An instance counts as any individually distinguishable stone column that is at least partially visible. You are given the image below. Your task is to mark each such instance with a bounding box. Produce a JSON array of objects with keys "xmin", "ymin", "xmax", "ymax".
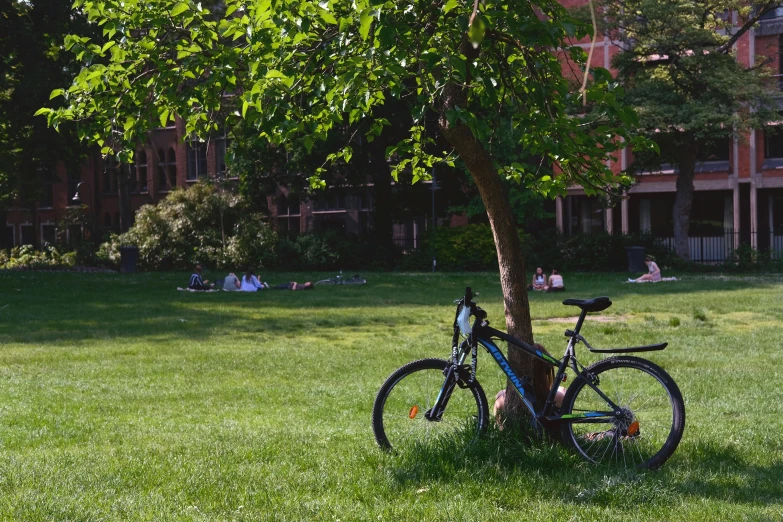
[{"xmin": 555, "ymin": 196, "xmax": 564, "ymax": 233}]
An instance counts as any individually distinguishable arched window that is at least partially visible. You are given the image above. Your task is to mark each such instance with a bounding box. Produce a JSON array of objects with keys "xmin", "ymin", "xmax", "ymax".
[
  {"xmin": 186, "ymin": 135, "xmax": 207, "ymax": 180},
  {"xmin": 167, "ymin": 148, "xmax": 177, "ymax": 188},
  {"xmin": 157, "ymin": 149, "xmax": 167, "ymax": 190},
  {"xmin": 136, "ymin": 150, "xmax": 148, "ymax": 192},
  {"xmin": 104, "ymin": 157, "xmax": 119, "ymax": 194}
]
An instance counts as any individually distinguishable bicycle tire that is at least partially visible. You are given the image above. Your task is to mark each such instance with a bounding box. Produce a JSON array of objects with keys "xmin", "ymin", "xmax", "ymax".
[
  {"xmin": 560, "ymin": 356, "xmax": 685, "ymax": 470},
  {"xmin": 314, "ymin": 279, "xmax": 336, "ymax": 285},
  {"xmin": 372, "ymin": 358, "xmax": 489, "ymax": 452}
]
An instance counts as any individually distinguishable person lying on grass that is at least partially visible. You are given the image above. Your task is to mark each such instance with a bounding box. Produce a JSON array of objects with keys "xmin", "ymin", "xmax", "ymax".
[{"xmin": 271, "ymin": 281, "xmax": 314, "ymax": 290}]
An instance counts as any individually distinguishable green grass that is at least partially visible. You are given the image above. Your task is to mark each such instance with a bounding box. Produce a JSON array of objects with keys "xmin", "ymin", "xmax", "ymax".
[{"xmin": 0, "ymin": 270, "xmax": 782, "ymax": 521}]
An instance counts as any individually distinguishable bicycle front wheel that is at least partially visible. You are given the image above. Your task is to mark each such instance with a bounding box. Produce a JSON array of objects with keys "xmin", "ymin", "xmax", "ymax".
[
  {"xmin": 560, "ymin": 356, "xmax": 685, "ymax": 470},
  {"xmin": 372, "ymin": 358, "xmax": 489, "ymax": 453}
]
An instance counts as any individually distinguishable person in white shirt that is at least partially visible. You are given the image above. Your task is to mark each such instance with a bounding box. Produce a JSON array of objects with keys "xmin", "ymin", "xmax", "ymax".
[
  {"xmin": 629, "ymin": 256, "xmax": 662, "ymax": 283},
  {"xmin": 240, "ymin": 268, "xmax": 267, "ymax": 291},
  {"xmin": 531, "ymin": 267, "xmax": 547, "ymax": 291},
  {"xmin": 546, "ymin": 269, "xmax": 565, "ymax": 292}
]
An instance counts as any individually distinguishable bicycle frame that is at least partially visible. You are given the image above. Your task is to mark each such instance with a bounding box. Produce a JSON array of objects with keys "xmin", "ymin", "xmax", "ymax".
[{"xmin": 428, "ymin": 307, "xmax": 621, "ymax": 426}]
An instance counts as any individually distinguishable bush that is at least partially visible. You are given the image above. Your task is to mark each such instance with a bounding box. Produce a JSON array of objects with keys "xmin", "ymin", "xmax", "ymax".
[
  {"xmin": 99, "ymin": 182, "xmax": 277, "ymax": 271},
  {"xmin": 0, "ymin": 245, "xmax": 76, "ymax": 270}
]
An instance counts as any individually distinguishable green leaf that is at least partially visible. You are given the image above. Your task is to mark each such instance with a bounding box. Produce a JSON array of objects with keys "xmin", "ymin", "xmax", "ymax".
[
  {"xmin": 265, "ymin": 70, "xmax": 288, "ymax": 79},
  {"xmin": 159, "ymin": 109, "xmax": 170, "ymax": 128},
  {"xmin": 49, "ymin": 89, "xmax": 65, "ymax": 100},
  {"xmin": 443, "ymin": 0, "xmax": 459, "ymax": 14},
  {"xmin": 34, "ymin": 107, "xmax": 52, "ymax": 116},
  {"xmin": 318, "ymin": 8, "xmax": 337, "ymax": 25},
  {"xmin": 170, "ymin": 2, "xmax": 190, "ymax": 17},
  {"xmin": 359, "ymin": 8, "xmax": 373, "ymax": 40}
]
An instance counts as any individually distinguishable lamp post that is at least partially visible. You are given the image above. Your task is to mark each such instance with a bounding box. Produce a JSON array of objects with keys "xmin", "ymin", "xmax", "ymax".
[
  {"xmin": 431, "ymin": 167, "xmax": 440, "ymax": 272},
  {"xmin": 72, "ymin": 181, "xmax": 92, "ymax": 241},
  {"xmin": 72, "ymin": 181, "xmax": 92, "ymax": 208}
]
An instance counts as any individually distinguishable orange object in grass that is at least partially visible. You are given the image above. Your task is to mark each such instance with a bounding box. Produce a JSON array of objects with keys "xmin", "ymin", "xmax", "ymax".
[
  {"xmin": 408, "ymin": 405, "xmax": 419, "ymax": 419},
  {"xmin": 628, "ymin": 420, "xmax": 640, "ymax": 436}
]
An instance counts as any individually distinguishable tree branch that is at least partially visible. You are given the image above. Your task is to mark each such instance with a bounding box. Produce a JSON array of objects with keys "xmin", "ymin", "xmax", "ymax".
[{"xmin": 716, "ymin": 2, "xmax": 781, "ymax": 54}]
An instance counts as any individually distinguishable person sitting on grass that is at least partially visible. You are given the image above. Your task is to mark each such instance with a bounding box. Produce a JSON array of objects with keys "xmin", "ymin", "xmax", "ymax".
[
  {"xmin": 188, "ymin": 265, "xmax": 214, "ymax": 291},
  {"xmin": 222, "ymin": 272, "xmax": 241, "ymax": 291},
  {"xmin": 529, "ymin": 267, "xmax": 548, "ymax": 291},
  {"xmin": 240, "ymin": 268, "xmax": 267, "ymax": 292},
  {"xmin": 546, "ymin": 269, "xmax": 565, "ymax": 292},
  {"xmin": 628, "ymin": 256, "xmax": 661, "ymax": 283}
]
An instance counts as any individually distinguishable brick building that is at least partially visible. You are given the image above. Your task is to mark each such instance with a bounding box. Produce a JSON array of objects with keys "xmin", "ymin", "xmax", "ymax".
[
  {"xmin": 7, "ymin": 5, "xmax": 783, "ymax": 261},
  {"xmin": 556, "ymin": 3, "xmax": 783, "ymax": 261}
]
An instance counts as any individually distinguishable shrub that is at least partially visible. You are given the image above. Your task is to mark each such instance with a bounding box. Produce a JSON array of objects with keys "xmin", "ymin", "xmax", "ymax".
[
  {"xmin": 0, "ymin": 245, "xmax": 76, "ymax": 270},
  {"xmin": 99, "ymin": 182, "xmax": 277, "ymax": 271}
]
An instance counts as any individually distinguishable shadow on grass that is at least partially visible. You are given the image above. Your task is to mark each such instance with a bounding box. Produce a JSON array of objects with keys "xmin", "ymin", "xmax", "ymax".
[
  {"xmin": 376, "ymin": 425, "xmax": 781, "ymax": 508},
  {"xmin": 1, "ymin": 271, "xmax": 781, "ymax": 346}
]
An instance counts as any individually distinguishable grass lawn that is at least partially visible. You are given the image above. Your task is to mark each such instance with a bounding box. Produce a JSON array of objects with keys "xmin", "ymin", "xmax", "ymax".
[{"xmin": 0, "ymin": 269, "xmax": 782, "ymax": 521}]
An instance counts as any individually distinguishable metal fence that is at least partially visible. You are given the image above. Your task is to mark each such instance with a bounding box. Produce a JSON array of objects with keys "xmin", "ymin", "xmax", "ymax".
[{"xmin": 655, "ymin": 231, "xmax": 736, "ymax": 263}]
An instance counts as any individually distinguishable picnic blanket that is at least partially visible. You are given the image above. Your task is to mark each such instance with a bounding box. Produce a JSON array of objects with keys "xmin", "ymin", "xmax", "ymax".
[
  {"xmin": 177, "ymin": 287, "xmax": 220, "ymax": 292},
  {"xmin": 626, "ymin": 277, "xmax": 678, "ymax": 283}
]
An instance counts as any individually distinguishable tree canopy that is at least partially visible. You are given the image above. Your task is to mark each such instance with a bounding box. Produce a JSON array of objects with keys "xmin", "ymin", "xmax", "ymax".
[
  {"xmin": 43, "ymin": 0, "xmax": 645, "ymax": 193},
  {"xmin": 42, "ymin": 0, "xmax": 650, "ymax": 419},
  {"xmin": 0, "ymin": 0, "xmax": 95, "ymax": 230}
]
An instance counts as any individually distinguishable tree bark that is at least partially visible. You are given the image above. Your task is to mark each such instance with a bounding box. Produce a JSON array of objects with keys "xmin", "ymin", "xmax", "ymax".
[
  {"xmin": 439, "ymin": 38, "xmax": 551, "ymax": 423},
  {"xmin": 672, "ymin": 146, "xmax": 698, "ymax": 261}
]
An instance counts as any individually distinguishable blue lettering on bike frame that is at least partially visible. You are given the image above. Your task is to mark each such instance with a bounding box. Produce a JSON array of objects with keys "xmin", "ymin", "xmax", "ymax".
[{"xmin": 478, "ymin": 337, "xmax": 537, "ymax": 416}]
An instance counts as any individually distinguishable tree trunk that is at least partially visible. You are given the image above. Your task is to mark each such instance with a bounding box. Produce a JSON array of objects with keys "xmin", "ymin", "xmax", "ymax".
[
  {"xmin": 439, "ymin": 38, "xmax": 551, "ymax": 423},
  {"xmin": 117, "ymin": 164, "xmax": 132, "ymax": 232},
  {"xmin": 672, "ymin": 147, "xmax": 698, "ymax": 261}
]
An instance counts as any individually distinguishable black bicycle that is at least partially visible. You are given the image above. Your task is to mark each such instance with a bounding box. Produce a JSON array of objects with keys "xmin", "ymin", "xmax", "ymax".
[{"xmin": 372, "ymin": 288, "xmax": 685, "ymax": 469}]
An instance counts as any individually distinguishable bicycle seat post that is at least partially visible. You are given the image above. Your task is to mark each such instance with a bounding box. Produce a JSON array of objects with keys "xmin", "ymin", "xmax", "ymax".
[{"xmin": 572, "ymin": 309, "xmax": 588, "ymax": 335}]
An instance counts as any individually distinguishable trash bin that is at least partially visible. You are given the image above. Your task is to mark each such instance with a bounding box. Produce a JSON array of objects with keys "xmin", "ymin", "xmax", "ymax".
[
  {"xmin": 119, "ymin": 246, "xmax": 140, "ymax": 273},
  {"xmin": 625, "ymin": 246, "xmax": 646, "ymax": 273}
]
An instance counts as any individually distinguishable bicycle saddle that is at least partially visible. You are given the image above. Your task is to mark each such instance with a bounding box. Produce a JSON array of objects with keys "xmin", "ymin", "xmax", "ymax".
[{"xmin": 562, "ymin": 296, "xmax": 612, "ymax": 313}]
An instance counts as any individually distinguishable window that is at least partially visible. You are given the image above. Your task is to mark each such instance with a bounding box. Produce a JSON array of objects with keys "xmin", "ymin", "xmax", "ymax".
[
  {"xmin": 215, "ymin": 129, "xmax": 232, "ymax": 177},
  {"xmin": 21, "ymin": 224, "xmax": 34, "ymax": 246},
  {"xmin": 41, "ymin": 224, "xmax": 56, "ymax": 247},
  {"xmin": 765, "ymin": 127, "xmax": 783, "ymax": 158},
  {"xmin": 187, "ymin": 136, "xmax": 207, "ymax": 180},
  {"xmin": 39, "ymin": 180, "xmax": 54, "ymax": 208},
  {"xmin": 104, "ymin": 213, "xmax": 112, "ymax": 229},
  {"xmin": 5, "ymin": 225, "xmax": 15, "ymax": 248},
  {"xmin": 158, "ymin": 148, "xmax": 177, "ymax": 191},
  {"xmin": 136, "ymin": 150, "xmax": 148, "ymax": 192},
  {"xmin": 761, "ymin": 6, "xmax": 783, "ymax": 20},
  {"xmin": 167, "ymin": 148, "xmax": 177, "ymax": 188},
  {"xmin": 699, "ymin": 137, "xmax": 730, "ymax": 162},
  {"xmin": 779, "ymin": 35, "xmax": 783, "ymax": 90},
  {"xmin": 104, "ymin": 157, "xmax": 119, "ymax": 193},
  {"xmin": 157, "ymin": 149, "xmax": 167, "ymax": 190}
]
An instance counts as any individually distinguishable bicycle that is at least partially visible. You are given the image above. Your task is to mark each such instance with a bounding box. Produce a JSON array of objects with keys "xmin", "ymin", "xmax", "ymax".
[
  {"xmin": 372, "ymin": 287, "xmax": 685, "ymax": 469},
  {"xmin": 314, "ymin": 272, "xmax": 367, "ymax": 286}
]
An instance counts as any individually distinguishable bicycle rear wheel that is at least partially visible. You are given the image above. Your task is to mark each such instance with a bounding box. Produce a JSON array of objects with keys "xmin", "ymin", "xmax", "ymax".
[
  {"xmin": 560, "ymin": 356, "xmax": 685, "ymax": 469},
  {"xmin": 372, "ymin": 358, "xmax": 489, "ymax": 453}
]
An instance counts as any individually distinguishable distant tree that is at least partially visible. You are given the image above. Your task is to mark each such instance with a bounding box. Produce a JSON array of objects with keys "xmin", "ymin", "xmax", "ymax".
[
  {"xmin": 43, "ymin": 0, "xmax": 647, "ymax": 421},
  {"xmin": 0, "ymin": 0, "xmax": 95, "ymax": 245},
  {"xmin": 599, "ymin": 0, "xmax": 781, "ymax": 259}
]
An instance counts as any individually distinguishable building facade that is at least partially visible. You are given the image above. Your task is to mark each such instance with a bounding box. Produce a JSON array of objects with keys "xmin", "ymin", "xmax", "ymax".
[{"xmin": 556, "ymin": 3, "xmax": 783, "ymax": 262}]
